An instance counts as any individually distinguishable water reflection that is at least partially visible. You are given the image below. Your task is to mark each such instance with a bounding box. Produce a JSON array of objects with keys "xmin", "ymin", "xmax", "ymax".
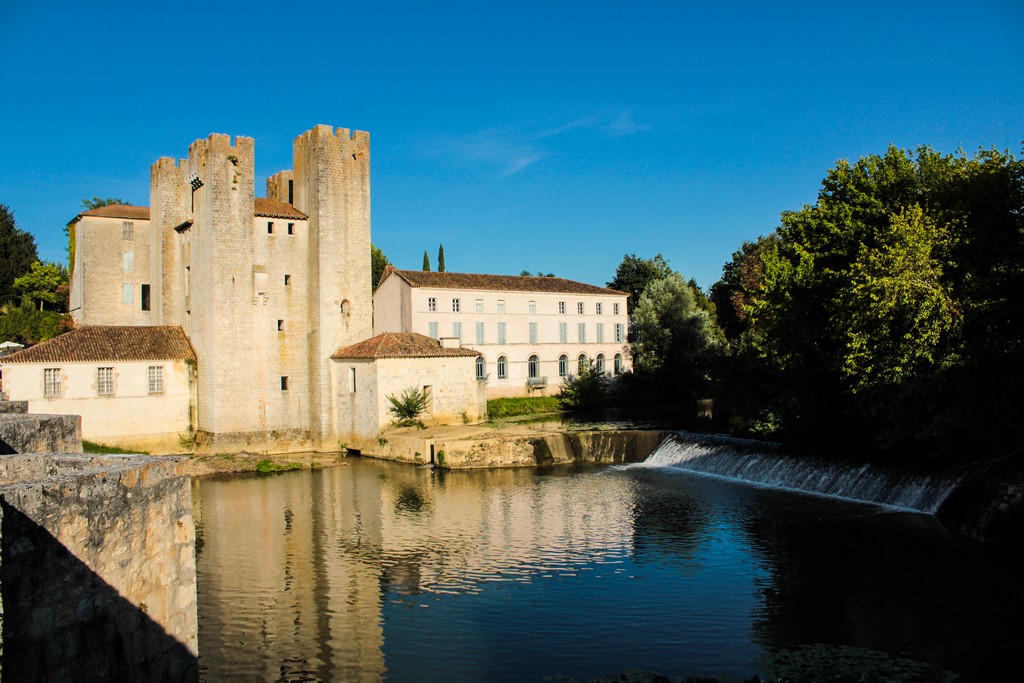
[{"xmin": 195, "ymin": 459, "xmax": 1023, "ymax": 682}]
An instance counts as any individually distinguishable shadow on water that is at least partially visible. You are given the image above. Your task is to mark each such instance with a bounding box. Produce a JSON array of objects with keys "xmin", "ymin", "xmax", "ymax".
[{"xmin": 1, "ymin": 501, "xmax": 198, "ymax": 682}]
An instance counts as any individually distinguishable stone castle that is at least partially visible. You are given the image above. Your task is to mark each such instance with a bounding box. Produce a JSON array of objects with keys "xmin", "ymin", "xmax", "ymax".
[{"xmin": 2, "ymin": 125, "xmax": 485, "ymax": 453}]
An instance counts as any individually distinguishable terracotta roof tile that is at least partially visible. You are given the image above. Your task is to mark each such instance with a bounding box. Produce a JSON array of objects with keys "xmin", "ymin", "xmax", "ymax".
[
  {"xmin": 78, "ymin": 205, "xmax": 151, "ymax": 220},
  {"xmin": 331, "ymin": 332, "xmax": 480, "ymax": 360},
  {"xmin": 2, "ymin": 326, "xmax": 196, "ymax": 364},
  {"xmin": 254, "ymin": 197, "xmax": 308, "ymax": 220},
  {"xmin": 386, "ymin": 269, "xmax": 626, "ymax": 296}
]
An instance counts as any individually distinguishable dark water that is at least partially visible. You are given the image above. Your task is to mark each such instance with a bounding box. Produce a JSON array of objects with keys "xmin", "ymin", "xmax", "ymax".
[{"xmin": 194, "ymin": 459, "xmax": 1023, "ymax": 682}]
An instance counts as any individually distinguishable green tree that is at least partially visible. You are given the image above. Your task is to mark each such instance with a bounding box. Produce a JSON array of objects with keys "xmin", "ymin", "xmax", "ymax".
[
  {"xmin": 558, "ymin": 359, "xmax": 609, "ymax": 410},
  {"xmin": 422, "ymin": 251, "xmax": 431, "ymax": 272},
  {"xmin": 371, "ymin": 244, "xmax": 391, "ymax": 291},
  {"xmin": 81, "ymin": 196, "xmax": 129, "ymax": 210},
  {"xmin": 631, "ymin": 272, "xmax": 725, "ymax": 400},
  {"xmin": 14, "ymin": 261, "xmax": 69, "ymax": 311},
  {"xmin": 607, "ymin": 253, "xmax": 674, "ymax": 313},
  {"xmin": 438, "ymin": 243, "xmax": 446, "ymax": 272},
  {"xmin": 0, "ymin": 204, "xmax": 39, "ymax": 306}
]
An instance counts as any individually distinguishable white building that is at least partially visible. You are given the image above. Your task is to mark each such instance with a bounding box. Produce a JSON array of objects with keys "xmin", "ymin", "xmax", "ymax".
[
  {"xmin": 373, "ymin": 268, "xmax": 631, "ymax": 397},
  {"xmin": 0, "ymin": 326, "xmax": 195, "ymax": 452}
]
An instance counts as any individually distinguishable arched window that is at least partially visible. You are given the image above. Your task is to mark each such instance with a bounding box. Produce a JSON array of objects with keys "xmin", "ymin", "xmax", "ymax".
[
  {"xmin": 475, "ymin": 356, "xmax": 486, "ymax": 380},
  {"xmin": 497, "ymin": 355, "xmax": 508, "ymax": 379},
  {"xmin": 596, "ymin": 354, "xmax": 605, "ymax": 374},
  {"xmin": 578, "ymin": 354, "xmax": 587, "ymax": 374},
  {"xmin": 614, "ymin": 353, "xmax": 623, "ymax": 375},
  {"xmin": 528, "ymin": 355, "xmax": 540, "ymax": 379},
  {"xmin": 558, "ymin": 354, "xmax": 568, "ymax": 377}
]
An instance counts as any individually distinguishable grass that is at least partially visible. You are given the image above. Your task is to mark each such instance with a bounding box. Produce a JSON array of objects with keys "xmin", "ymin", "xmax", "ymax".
[
  {"xmin": 487, "ymin": 396, "xmax": 563, "ymax": 420},
  {"xmin": 255, "ymin": 458, "xmax": 302, "ymax": 474},
  {"xmin": 82, "ymin": 440, "xmax": 148, "ymax": 455}
]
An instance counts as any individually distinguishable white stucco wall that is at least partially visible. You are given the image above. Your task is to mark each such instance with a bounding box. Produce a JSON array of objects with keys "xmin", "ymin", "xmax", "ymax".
[
  {"xmin": 1, "ymin": 359, "xmax": 192, "ymax": 453},
  {"xmin": 373, "ymin": 282, "xmax": 631, "ymax": 397}
]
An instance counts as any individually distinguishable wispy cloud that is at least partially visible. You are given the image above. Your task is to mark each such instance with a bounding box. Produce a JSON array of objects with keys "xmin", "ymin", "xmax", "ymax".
[{"xmin": 422, "ymin": 109, "xmax": 649, "ymax": 177}]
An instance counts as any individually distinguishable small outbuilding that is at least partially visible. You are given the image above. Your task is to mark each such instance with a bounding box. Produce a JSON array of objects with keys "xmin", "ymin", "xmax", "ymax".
[
  {"xmin": 331, "ymin": 332, "xmax": 486, "ymax": 448},
  {"xmin": 0, "ymin": 326, "xmax": 196, "ymax": 452}
]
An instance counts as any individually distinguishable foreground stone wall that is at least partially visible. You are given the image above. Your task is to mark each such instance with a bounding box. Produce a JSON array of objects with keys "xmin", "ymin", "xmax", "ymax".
[
  {"xmin": 0, "ymin": 401, "xmax": 81, "ymax": 455},
  {"xmin": 0, "ymin": 454, "xmax": 198, "ymax": 681}
]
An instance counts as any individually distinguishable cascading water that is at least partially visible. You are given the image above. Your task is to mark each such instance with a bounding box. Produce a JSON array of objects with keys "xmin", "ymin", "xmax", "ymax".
[{"xmin": 634, "ymin": 432, "xmax": 959, "ymax": 513}]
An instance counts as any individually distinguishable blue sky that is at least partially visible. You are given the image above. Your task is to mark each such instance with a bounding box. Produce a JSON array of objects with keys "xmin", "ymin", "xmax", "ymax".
[{"xmin": 1, "ymin": 1, "xmax": 1021, "ymax": 290}]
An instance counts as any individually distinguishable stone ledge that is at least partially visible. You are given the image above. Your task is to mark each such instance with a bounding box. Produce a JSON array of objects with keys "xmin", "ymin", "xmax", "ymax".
[{"xmin": 0, "ymin": 412, "xmax": 82, "ymax": 455}]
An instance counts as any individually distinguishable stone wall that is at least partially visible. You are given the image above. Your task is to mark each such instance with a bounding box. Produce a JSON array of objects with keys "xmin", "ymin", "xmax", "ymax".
[
  {"xmin": 0, "ymin": 400, "xmax": 81, "ymax": 455},
  {"xmin": 0, "ymin": 454, "xmax": 198, "ymax": 681}
]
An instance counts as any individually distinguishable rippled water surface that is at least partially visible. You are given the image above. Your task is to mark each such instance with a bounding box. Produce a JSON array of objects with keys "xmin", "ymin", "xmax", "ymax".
[{"xmin": 194, "ymin": 459, "xmax": 1023, "ymax": 681}]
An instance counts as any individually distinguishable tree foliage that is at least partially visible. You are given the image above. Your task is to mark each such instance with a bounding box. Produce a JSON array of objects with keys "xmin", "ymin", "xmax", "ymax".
[
  {"xmin": 713, "ymin": 144, "xmax": 1024, "ymax": 461},
  {"xmin": 0, "ymin": 204, "xmax": 39, "ymax": 306},
  {"xmin": 607, "ymin": 253, "xmax": 673, "ymax": 313},
  {"xmin": 422, "ymin": 251, "xmax": 431, "ymax": 272},
  {"xmin": 371, "ymin": 244, "xmax": 390, "ymax": 291},
  {"xmin": 438, "ymin": 243, "xmax": 446, "ymax": 272},
  {"xmin": 387, "ymin": 387, "xmax": 428, "ymax": 427},
  {"xmin": 14, "ymin": 261, "xmax": 69, "ymax": 312},
  {"xmin": 631, "ymin": 272, "xmax": 725, "ymax": 400},
  {"xmin": 81, "ymin": 196, "xmax": 128, "ymax": 210}
]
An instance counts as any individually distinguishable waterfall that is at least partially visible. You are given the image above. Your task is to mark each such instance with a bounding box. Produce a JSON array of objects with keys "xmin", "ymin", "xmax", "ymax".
[{"xmin": 635, "ymin": 432, "xmax": 959, "ymax": 513}]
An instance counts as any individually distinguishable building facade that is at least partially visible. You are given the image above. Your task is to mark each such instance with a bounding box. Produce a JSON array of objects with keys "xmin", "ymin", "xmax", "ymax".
[{"xmin": 373, "ymin": 268, "xmax": 631, "ymax": 397}]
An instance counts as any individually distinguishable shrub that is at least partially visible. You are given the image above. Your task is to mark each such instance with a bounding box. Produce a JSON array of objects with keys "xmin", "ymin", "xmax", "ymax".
[
  {"xmin": 387, "ymin": 386, "xmax": 427, "ymax": 427},
  {"xmin": 558, "ymin": 359, "xmax": 609, "ymax": 410}
]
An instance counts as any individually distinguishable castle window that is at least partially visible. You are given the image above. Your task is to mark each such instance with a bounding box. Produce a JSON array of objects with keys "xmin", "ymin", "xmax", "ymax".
[
  {"xmin": 452, "ymin": 322, "xmax": 462, "ymax": 339},
  {"xmin": 428, "ymin": 297, "xmax": 436, "ymax": 312},
  {"xmin": 284, "ymin": 274, "xmax": 291, "ymax": 285},
  {"xmin": 577, "ymin": 302, "xmax": 584, "ymax": 315},
  {"xmin": 280, "ymin": 376, "xmax": 289, "ymax": 391},
  {"xmin": 287, "ymin": 222, "xmax": 295, "ymax": 235},
  {"xmin": 277, "ymin": 320, "xmax": 284, "ymax": 331},
  {"xmin": 615, "ymin": 323, "xmax": 625, "ymax": 343},
  {"xmin": 97, "ymin": 367, "xmax": 114, "ymax": 395},
  {"xmin": 559, "ymin": 354, "xmax": 568, "ymax": 377},
  {"xmin": 123, "ymin": 251, "xmax": 134, "ymax": 273},
  {"xmin": 559, "ymin": 301, "xmax": 566, "ymax": 315},
  {"xmin": 596, "ymin": 303, "xmax": 603, "ymax": 315},
  {"xmin": 267, "ymin": 221, "xmax": 274, "ymax": 234},
  {"xmin": 596, "ymin": 354, "xmax": 605, "ymax": 374},
  {"xmin": 452, "ymin": 298, "xmax": 461, "ymax": 312},
  {"xmin": 44, "ymin": 368, "xmax": 61, "ymax": 397},
  {"xmin": 141, "ymin": 284, "xmax": 151, "ymax": 311},
  {"xmin": 614, "ymin": 353, "xmax": 623, "ymax": 375},
  {"xmin": 122, "ymin": 221, "xmax": 134, "ymax": 241},
  {"xmin": 148, "ymin": 366, "xmax": 164, "ymax": 394},
  {"xmin": 475, "ymin": 356, "xmax": 486, "ymax": 380},
  {"xmin": 341, "ymin": 299, "xmax": 351, "ymax": 315},
  {"xmin": 497, "ymin": 355, "xmax": 508, "ymax": 379},
  {"xmin": 614, "ymin": 303, "xmax": 621, "ymax": 315},
  {"xmin": 528, "ymin": 355, "xmax": 540, "ymax": 380},
  {"xmin": 122, "ymin": 284, "xmax": 134, "ymax": 305},
  {"xmin": 349, "ymin": 367, "xmax": 357, "ymax": 393}
]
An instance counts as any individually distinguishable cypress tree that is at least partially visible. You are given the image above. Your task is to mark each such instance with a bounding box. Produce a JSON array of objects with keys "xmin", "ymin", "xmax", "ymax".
[
  {"xmin": 438, "ymin": 243, "xmax": 446, "ymax": 272},
  {"xmin": 422, "ymin": 251, "xmax": 431, "ymax": 272}
]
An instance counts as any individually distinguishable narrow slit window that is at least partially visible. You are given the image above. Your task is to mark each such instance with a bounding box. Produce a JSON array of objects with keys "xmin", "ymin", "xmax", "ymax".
[{"xmin": 267, "ymin": 221, "xmax": 274, "ymax": 234}]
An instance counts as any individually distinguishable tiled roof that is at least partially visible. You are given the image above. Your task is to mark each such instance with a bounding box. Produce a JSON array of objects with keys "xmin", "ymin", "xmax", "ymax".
[
  {"xmin": 78, "ymin": 205, "xmax": 151, "ymax": 220},
  {"xmin": 2, "ymin": 326, "xmax": 196, "ymax": 364},
  {"xmin": 385, "ymin": 268, "xmax": 626, "ymax": 296},
  {"xmin": 254, "ymin": 197, "xmax": 308, "ymax": 220},
  {"xmin": 331, "ymin": 332, "xmax": 480, "ymax": 360},
  {"xmin": 74, "ymin": 199, "xmax": 307, "ymax": 222}
]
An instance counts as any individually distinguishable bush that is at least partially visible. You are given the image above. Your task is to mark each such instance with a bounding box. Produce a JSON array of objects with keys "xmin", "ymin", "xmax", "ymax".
[
  {"xmin": 387, "ymin": 387, "xmax": 427, "ymax": 427},
  {"xmin": 558, "ymin": 360, "xmax": 609, "ymax": 410}
]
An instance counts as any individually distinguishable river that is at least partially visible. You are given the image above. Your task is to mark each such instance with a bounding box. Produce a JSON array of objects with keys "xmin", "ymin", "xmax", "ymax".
[{"xmin": 193, "ymin": 456, "xmax": 1023, "ymax": 681}]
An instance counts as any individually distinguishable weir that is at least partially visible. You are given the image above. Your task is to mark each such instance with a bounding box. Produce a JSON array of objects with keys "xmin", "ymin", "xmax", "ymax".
[{"xmin": 635, "ymin": 432, "xmax": 960, "ymax": 513}]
